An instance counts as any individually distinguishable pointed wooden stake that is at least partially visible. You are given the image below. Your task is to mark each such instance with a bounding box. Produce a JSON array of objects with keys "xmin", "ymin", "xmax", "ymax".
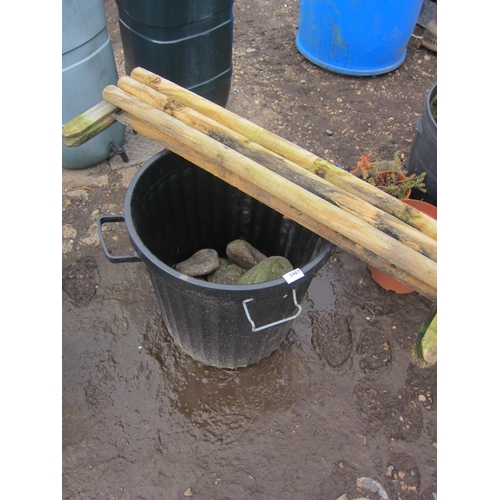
[
  {"xmin": 131, "ymin": 67, "xmax": 437, "ymax": 240},
  {"xmin": 117, "ymin": 75, "xmax": 437, "ymax": 262},
  {"xmin": 102, "ymin": 84, "xmax": 436, "ymax": 294},
  {"xmin": 112, "ymin": 108, "xmax": 437, "ymax": 300}
]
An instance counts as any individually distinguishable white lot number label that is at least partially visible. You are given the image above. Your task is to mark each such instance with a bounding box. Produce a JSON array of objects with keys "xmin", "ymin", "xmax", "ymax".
[{"xmin": 282, "ymin": 268, "xmax": 305, "ymax": 284}]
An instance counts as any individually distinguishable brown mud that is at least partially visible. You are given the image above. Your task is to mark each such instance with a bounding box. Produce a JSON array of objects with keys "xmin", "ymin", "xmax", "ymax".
[{"xmin": 63, "ymin": 0, "xmax": 437, "ymax": 498}]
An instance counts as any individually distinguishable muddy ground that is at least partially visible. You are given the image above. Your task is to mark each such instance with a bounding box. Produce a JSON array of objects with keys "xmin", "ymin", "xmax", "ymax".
[{"xmin": 62, "ymin": 0, "xmax": 437, "ymax": 498}]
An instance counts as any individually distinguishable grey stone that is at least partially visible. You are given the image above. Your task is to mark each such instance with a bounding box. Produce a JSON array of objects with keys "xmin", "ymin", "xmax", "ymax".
[
  {"xmin": 226, "ymin": 239, "xmax": 267, "ymax": 269},
  {"xmin": 207, "ymin": 258, "xmax": 246, "ymax": 285},
  {"xmin": 62, "ymin": 170, "xmax": 109, "ymax": 192},
  {"xmin": 65, "ymin": 189, "xmax": 89, "ymax": 201},
  {"xmin": 62, "ymin": 224, "xmax": 77, "ymax": 254},
  {"xmin": 237, "ymin": 256, "xmax": 293, "ymax": 285},
  {"xmin": 175, "ymin": 249, "xmax": 220, "ymax": 277}
]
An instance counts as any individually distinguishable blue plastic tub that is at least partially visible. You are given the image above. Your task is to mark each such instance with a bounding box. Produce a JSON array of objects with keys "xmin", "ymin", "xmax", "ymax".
[
  {"xmin": 62, "ymin": 0, "xmax": 125, "ymax": 169},
  {"xmin": 296, "ymin": 0, "xmax": 424, "ymax": 76}
]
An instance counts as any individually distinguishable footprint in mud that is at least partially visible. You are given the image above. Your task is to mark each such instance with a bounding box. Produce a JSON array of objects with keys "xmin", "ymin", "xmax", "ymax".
[
  {"xmin": 406, "ymin": 361, "xmax": 437, "ymax": 415},
  {"xmin": 357, "ymin": 330, "xmax": 392, "ymax": 374},
  {"xmin": 309, "ymin": 310, "xmax": 353, "ymax": 369},
  {"xmin": 83, "ymin": 381, "xmax": 114, "ymax": 410},
  {"xmin": 383, "ymin": 452, "xmax": 422, "ymax": 497},
  {"xmin": 353, "ymin": 380, "xmax": 423, "ymax": 442},
  {"xmin": 63, "ymin": 256, "xmax": 98, "ymax": 307}
]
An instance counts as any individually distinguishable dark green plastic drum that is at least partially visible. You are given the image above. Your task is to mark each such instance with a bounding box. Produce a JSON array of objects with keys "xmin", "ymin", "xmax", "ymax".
[{"xmin": 115, "ymin": 0, "xmax": 234, "ymax": 107}]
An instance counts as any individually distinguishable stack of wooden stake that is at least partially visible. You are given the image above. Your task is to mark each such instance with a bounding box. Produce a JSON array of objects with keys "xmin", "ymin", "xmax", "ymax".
[{"xmin": 63, "ymin": 67, "xmax": 437, "ymax": 301}]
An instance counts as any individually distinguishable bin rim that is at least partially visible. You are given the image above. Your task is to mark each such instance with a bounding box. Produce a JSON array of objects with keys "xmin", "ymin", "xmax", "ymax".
[{"xmin": 123, "ymin": 150, "xmax": 333, "ymax": 293}]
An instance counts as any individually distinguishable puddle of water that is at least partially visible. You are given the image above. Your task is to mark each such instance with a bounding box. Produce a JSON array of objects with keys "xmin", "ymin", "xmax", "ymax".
[
  {"xmin": 63, "ymin": 252, "xmax": 436, "ymax": 499},
  {"xmin": 305, "ymin": 272, "xmax": 336, "ymax": 311},
  {"xmin": 178, "ymin": 353, "xmax": 293, "ymax": 412}
]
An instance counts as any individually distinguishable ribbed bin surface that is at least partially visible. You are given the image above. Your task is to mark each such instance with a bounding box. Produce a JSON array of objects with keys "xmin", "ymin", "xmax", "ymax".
[
  {"xmin": 124, "ymin": 151, "xmax": 333, "ymax": 368},
  {"xmin": 116, "ymin": 0, "xmax": 234, "ymax": 107},
  {"xmin": 408, "ymin": 83, "xmax": 437, "ymax": 205},
  {"xmin": 62, "ymin": 0, "xmax": 125, "ymax": 169}
]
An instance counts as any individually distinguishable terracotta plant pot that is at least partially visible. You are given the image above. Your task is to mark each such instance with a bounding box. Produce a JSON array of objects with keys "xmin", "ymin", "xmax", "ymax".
[
  {"xmin": 371, "ymin": 170, "xmax": 411, "ymax": 199},
  {"xmin": 368, "ymin": 199, "xmax": 437, "ymax": 294}
]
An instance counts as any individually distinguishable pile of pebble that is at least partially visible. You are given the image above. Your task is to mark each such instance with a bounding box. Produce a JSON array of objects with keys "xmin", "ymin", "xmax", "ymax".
[{"xmin": 174, "ymin": 240, "xmax": 293, "ymax": 285}]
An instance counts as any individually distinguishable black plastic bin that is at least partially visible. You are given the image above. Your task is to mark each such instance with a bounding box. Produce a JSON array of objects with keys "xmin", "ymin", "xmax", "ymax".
[
  {"xmin": 407, "ymin": 83, "xmax": 437, "ymax": 206},
  {"xmin": 115, "ymin": 0, "xmax": 234, "ymax": 107},
  {"xmin": 98, "ymin": 150, "xmax": 333, "ymax": 368}
]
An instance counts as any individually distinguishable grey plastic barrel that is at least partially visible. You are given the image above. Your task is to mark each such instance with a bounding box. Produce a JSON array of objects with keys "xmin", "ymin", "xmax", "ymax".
[
  {"xmin": 115, "ymin": 0, "xmax": 234, "ymax": 107},
  {"xmin": 62, "ymin": 0, "xmax": 125, "ymax": 169}
]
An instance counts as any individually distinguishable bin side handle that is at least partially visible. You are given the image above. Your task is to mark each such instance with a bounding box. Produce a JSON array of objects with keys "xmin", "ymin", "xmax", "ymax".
[
  {"xmin": 242, "ymin": 288, "xmax": 302, "ymax": 332},
  {"xmin": 98, "ymin": 215, "xmax": 141, "ymax": 263}
]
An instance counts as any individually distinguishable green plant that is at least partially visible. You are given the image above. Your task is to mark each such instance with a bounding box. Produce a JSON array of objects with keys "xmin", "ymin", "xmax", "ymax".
[{"xmin": 354, "ymin": 153, "xmax": 427, "ymax": 200}]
